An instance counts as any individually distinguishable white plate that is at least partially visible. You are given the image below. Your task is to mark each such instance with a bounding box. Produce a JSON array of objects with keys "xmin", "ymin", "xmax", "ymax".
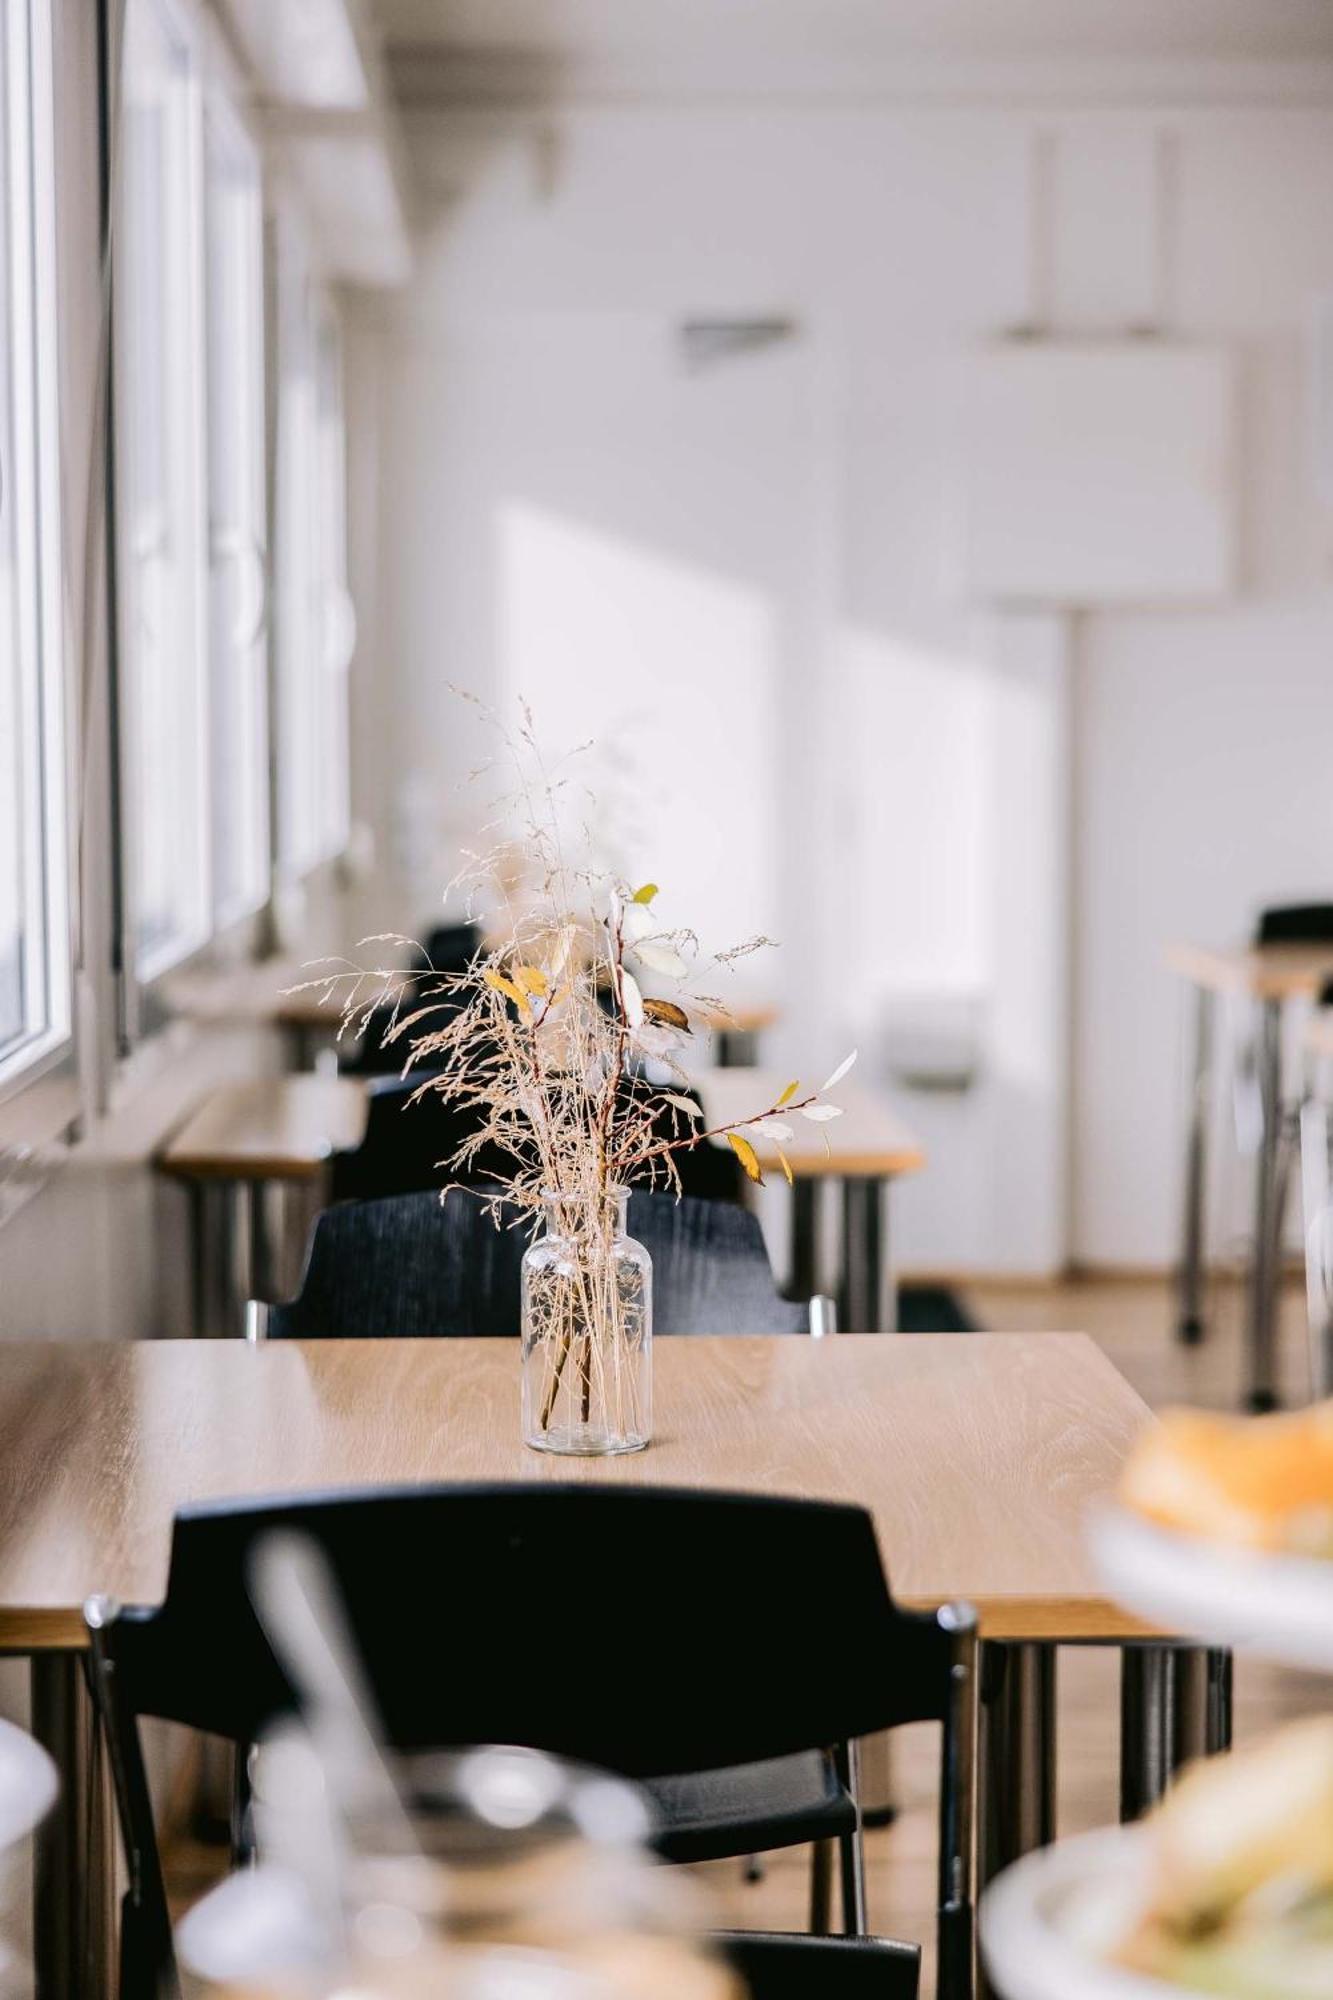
[
  {"xmin": 1089, "ymin": 1504, "xmax": 1333, "ymax": 1673},
  {"xmin": 982, "ymin": 1827, "xmax": 1201, "ymax": 2000},
  {"xmin": 0, "ymin": 1716, "xmax": 56, "ymax": 1853}
]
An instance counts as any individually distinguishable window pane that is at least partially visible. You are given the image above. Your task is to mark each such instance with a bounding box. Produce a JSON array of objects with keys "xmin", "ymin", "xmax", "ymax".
[
  {"xmin": 273, "ymin": 226, "xmax": 324, "ymax": 877},
  {"xmin": 315, "ymin": 308, "xmax": 352, "ymax": 859},
  {"xmin": 118, "ymin": 0, "xmax": 209, "ymax": 977},
  {"xmin": 0, "ymin": 0, "xmax": 67, "ymax": 1078},
  {"xmin": 204, "ymin": 99, "xmax": 268, "ymax": 927}
]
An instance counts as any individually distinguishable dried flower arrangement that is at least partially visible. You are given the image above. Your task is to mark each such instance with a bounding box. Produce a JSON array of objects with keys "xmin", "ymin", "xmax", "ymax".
[{"xmin": 293, "ymin": 703, "xmax": 854, "ymax": 1452}]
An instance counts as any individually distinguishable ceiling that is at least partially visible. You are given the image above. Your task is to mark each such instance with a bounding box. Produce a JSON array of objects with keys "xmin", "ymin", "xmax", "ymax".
[{"xmin": 373, "ymin": 0, "xmax": 1333, "ymax": 103}]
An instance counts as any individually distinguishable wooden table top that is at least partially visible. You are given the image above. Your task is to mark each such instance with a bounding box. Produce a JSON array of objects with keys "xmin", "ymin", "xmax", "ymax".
[
  {"xmin": 0, "ymin": 1333, "xmax": 1152, "ymax": 1650},
  {"xmin": 166, "ymin": 957, "xmax": 780, "ymax": 1040},
  {"xmin": 158, "ymin": 1076, "xmax": 369, "ymax": 1182},
  {"xmin": 699, "ymin": 1068, "xmax": 925, "ymax": 1179},
  {"xmin": 1169, "ymin": 940, "xmax": 1333, "ymax": 1001}
]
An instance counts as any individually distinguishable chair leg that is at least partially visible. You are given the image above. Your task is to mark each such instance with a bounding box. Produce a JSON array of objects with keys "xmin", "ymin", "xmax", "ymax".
[
  {"xmin": 743, "ymin": 1854, "xmax": 765, "ymax": 1884},
  {"xmin": 834, "ymin": 1738, "xmax": 868, "ymax": 1936},
  {"xmin": 808, "ymin": 1839, "xmax": 834, "ymax": 1934},
  {"xmin": 838, "ymin": 1824, "xmax": 868, "ymax": 1936}
]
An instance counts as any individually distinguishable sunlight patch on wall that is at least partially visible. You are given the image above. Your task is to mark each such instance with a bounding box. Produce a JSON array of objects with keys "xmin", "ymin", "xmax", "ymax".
[{"xmin": 496, "ymin": 501, "xmax": 781, "ymax": 966}]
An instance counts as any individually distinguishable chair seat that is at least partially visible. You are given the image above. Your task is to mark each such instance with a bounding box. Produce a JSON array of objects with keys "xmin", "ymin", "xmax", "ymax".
[{"xmin": 645, "ymin": 1750, "xmax": 855, "ymax": 1864}]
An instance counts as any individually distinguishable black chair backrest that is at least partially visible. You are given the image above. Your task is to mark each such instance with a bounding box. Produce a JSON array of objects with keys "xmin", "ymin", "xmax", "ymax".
[
  {"xmin": 1255, "ymin": 903, "xmax": 1333, "ymax": 945},
  {"xmin": 422, "ymin": 921, "xmax": 481, "ymax": 972},
  {"xmin": 100, "ymin": 1485, "xmax": 954, "ymax": 1764},
  {"xmin": 340, "ymin": 995, "xmax": 463, "ymax": 1077},
  {"xmin": 329, "ymin": 1074, "xmax": 515, "ymax": 1202},
  {"xmin": 331, "ymin": 1071, "xmax": 741, "ymax": 1204},
  {"xmin": 717, "ymin": 1932, "xmax": 919, "ymax": 2000},
  {"xmin": 271, "ymin": 1189, "xmax": 806, "ymax": 1339}
]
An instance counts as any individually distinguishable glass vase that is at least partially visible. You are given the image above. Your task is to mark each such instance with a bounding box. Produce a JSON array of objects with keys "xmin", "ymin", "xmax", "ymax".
[{"xmin": 521, "ymin": 1189, "xmax": 651, "ymax": 1455}]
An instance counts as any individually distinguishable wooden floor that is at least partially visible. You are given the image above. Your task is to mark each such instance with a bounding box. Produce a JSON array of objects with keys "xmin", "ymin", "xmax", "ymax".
[{"xmin": 140, "ymin": 1275, "xmax": 1333, "ymax": 1999}]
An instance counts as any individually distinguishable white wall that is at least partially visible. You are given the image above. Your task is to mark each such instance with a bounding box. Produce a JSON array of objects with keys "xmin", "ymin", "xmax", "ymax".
[{"xmin": 353, "ymin": 82, "xmax": 1333, "ymax": 1273}]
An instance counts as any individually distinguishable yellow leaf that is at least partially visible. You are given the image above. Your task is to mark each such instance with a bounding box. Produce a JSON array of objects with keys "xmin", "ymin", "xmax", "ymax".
[
  {"xmin": 727, "ymin": 1131, "xmax": 764, "ymax": 1185},
  {"xmin": 632, "ymin": 882, "xmax": 659, "ymax": 904},
  {"xmin": 776, "ymin": 1149, "xmax": 794, "ymax": 1187},
  {"xmin": 776, "ymin": 1079, "xmax": 800, "ymax": 1107},
  {"xmin": 483, "ymin": 969, "xmax": 530, "ymax": 1017},
  {"xmin": 643, "ymin": 997, "xmax": 691, "ymax": 1032},
  {"xmin": 513, "ymin": 964, "xmax": 549, "ymax": 996}
]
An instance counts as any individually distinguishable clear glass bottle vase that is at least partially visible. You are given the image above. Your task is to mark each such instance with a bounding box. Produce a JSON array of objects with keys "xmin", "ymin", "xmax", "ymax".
[{"xmin": 521, "ymin": 1189, "xmax": 652, "ymax": 1455}]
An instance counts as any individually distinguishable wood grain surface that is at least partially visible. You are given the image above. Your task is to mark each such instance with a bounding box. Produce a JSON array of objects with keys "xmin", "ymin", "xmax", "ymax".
[
  {"xmin": 0, "ymin": 1333, "xmax": 1153, "ymax": 1648},
  {"xmin": 157, "ymin": 1076, "xmax": 369, "ymax": 1181},
  {"xmin": 698, "ymin": 1070, "xmax": 925, "ymax": 1179},
  {"xmin": 1169, "ymin": 940, "xmax": 1333, "ymax": 1001}
]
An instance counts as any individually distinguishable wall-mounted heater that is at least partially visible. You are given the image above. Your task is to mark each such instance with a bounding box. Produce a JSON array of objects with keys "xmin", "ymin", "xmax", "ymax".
[{"xmin": 950, "ymin": 341, "xmax": 1236, "ymax": 607}]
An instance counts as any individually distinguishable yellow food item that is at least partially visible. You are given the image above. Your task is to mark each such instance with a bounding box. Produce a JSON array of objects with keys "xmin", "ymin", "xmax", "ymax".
[{"xmin": 1120, "ymin": 1403, "xmax": 1333, "ymax": 1553}]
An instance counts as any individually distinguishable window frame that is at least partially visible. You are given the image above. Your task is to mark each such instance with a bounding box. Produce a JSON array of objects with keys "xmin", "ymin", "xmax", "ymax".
[{"xmin": 0, "ymin": 0, "xmax": 73, "ymax": 1110}]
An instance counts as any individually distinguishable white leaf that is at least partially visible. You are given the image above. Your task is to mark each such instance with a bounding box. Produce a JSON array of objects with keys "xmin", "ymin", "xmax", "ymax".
[
  {"xmin": 618, "ymin": 966, "xmax": 645, "ymax": 1028},
  {"xmin": 633, "ymin": 939, "xmax": 688, "ymax": 980},
  {"xmin": 619, "ymin": 902, "xmax": 657, "ymax": 944},
  {"xmin": 800, "ymin": 1103, "xmax": 844, "ymax": 1122},
  {"xmin": 749, "ymin": 1118, "xmax": 794, "ymax": 1142},
  {"xmin": 661, "ymin": 1092, "xmax": 704, "ymax": 1121},
  {"xmin": 821, "ymin": 1048, "xmax": 858, "ymax": 1093}
]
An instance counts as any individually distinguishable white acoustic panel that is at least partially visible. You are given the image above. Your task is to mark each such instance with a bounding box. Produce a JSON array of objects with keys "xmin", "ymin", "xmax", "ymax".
[{"xmin": 952, "ymin": 343, "xmax": 1235, "ymax": 606}]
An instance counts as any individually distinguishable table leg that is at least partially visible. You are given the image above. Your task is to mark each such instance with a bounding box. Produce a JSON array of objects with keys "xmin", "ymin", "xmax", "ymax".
[
  {"xmin": 1247, "ymin": 997, "xmax": 1284, "ymax": 1412},
  {"xmin": 789, "ymin": 1178, "xmax": 821, "ymax": 1302},
  {"xmin": 979, "ymin": 1641, "xmax": 1057, "ymax": 1888},
  {"xmin": 841, "ymin": 1178, "xmax": 889, "ymax": 1332},
  {"xmin": 30, "ymin": 1652, "xmax": 115, "ymax": 2000},
  {"xmin": 1176, "ymin": 985, "xmax": 1214, "ymax": 1345},
  {"xmin": 1119, "ymin": 1642, "xmax": 1229, "ymax": 1820}
]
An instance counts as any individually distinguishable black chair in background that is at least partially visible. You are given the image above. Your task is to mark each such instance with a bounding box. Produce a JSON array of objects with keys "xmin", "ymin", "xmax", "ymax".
[
  {"xmin": 329, "ymin": 1073, "xmax": 742, "ymax": 1205},
  {"xmin": 87, "ymin": 1485, "xmax": 976, "ymax": 1999},
  {"xmin": 1254, "ymin": 903, "xmax": 1333, "ymax": 945},
  {"xmin": 338, "ymin": 922, "xmax": 480, "ymax": 1077},
  {"xmin": 265, "ymin": 1188, "xmax": 814, "ymax": 1339}
]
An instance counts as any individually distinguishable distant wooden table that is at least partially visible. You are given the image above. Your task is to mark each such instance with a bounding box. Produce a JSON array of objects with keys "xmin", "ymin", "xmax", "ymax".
[
  {"xmin": 167, "ymin": 958, "xmax": 781, "ymax": 1071},
  {"xmin": 1306, "ymin": 1008, "xmax": 1333, "ymax": 1062},
  {"xmin": 0, "ymin": 1330, "xmax": 1179, "ymax": 1996},
  {"xmin": 1168, "ymin": 942, "xmax": 1333, "ymax": 1409},
  {"xmin": 159, "ymin": 1077, "xmax": 368, "ymax": 1333},
  {"xmin": 700, "ymin": 1068, "xmax": 925, "ymax": 1331}
]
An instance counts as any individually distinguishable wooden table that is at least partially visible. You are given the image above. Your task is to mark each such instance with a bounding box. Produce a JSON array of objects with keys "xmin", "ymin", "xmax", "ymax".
[
  {"xmin": 1168, "ymin": 941, "xmax": 1333, "ymax": 1409},
  {"xmin": 159, "ymin": 1078, "xmax": 369, "ymax": 1335},
  {"xmin": 0, "ymin": 1330, "xmax": 1177, "ymax": 1998},
  {"xmin": 166, "ymin": 957, "xmax": 781, "ymax": 1070},
  {"xmin": 700, "ymin": 1069, "xmax": 925, "ymax": 1331}
]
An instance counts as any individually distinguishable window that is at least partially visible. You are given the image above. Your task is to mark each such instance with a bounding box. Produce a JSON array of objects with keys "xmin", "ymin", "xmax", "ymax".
[
  {"xmin": 0, "ymin": 0, "xmax": 68, "ymax": 1090},
  {"xmin": 203, "ymin": 88, "xmax": 268, "ymax": 928},
  {"xmin": 273, "ymin": 223, "xmax": 353, "ymax": 879},
  {"xmin": 116, "ymin": 0, "xmax": 209, "ymax": 980}
]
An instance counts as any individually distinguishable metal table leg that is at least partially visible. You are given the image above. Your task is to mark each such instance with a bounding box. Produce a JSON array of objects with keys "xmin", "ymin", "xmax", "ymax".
[
  {"xmin": 1120, "ymin": 1644, "xmax": 1231, "ymax": 1821},
  {"xmin": 841, "ymin": 1177, "xmax": 889, "ymax": 1331},
  {"xmin": 1176, "ymin": 984, "xmax": 1214, "ymax": 1344},
  {"xmin": 789, "ymin": 1178, "xmax": 821, "ymax": 1303},
  {"xmin": 979, "ymin": 1641, "xmax": 1057, "ymax": 1889},
  {"xmin": 1247, "ymin": 997, "xmax": 1284, "ymax": 1411},
  {"xmin": 30, "ymin": 1652, "xmax": 115, "ymax": 2000}
]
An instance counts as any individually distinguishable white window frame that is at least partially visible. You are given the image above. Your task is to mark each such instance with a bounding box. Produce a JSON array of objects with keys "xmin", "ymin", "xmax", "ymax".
[
  {"xmin": 113, "ymin": 0, "xmax": 211, "ymax": 995},
  {"xmin": 0, "ymin": 0, "xmax": 71, "ymax": 1104},
  {"xmin": 202, "ymin": 73, "xmax": 270, "ymax": 933}
]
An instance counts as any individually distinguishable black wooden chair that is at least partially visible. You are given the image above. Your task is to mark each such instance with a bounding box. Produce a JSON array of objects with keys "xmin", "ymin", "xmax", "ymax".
[
  {"xmin": 338, "ymin": 923, "xmax": 479, "ymax": 1077},
  {"xmin": 1254, "ymin": 903, "xmax": 1333, "ymax": 944},
  {"xmin": 329, "ymin": 1074, "xmax": 742, "ymax": 1205},
  {"xmin": 263, "ymin": 1188, "xmax": 815, "ymax": 1339},
  {"xmin": 86, "ymin": 1486, "xmax": 976, "ymax": 2000}
]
